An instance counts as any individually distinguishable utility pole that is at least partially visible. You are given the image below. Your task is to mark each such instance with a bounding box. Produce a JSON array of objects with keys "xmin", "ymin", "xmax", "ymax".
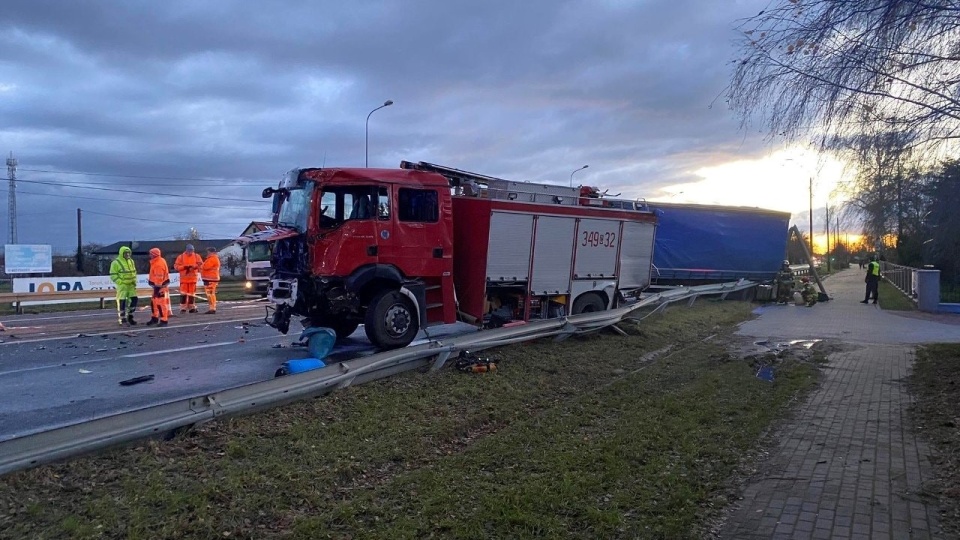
[
  {"xmin": 76, "ymin": 208, "xmax": 83, "ymax": 272},
  {"xmin": 808, "ymin": 177, "xmax": 814, "ymax": 257},
  {"xmin": 825, "ymin": 205, "xmax": 831, "ymax": 272},
  {"xmin": 6, "ymin": 152, "xmax": 17, "ymax": 244},
  {"xmin": 836, "ymin": 214, "xmax": 840, "ymax": 260}
]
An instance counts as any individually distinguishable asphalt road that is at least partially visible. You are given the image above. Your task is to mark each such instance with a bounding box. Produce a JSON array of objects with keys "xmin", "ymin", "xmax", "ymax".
[{"xmin": 0, "ymin": 299, "xmax": 476, "ymax": 442}]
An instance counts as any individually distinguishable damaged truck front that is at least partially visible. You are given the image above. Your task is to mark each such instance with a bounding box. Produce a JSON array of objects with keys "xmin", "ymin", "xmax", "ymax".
[{"xmin": 254, "ymin": 167, "xmax": 457, "ymax": 350}]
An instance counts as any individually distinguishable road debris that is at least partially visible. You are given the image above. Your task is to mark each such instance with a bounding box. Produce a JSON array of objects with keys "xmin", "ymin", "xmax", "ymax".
[
  {"xmin": 455, "ymin": 350, "xmax": 498, "ymax": 373},
  {"xmin": 119, "ymin": 374, "xmax": 154, "ymax": 386},
  {"xmin": 78, "ymin": 369, "xmax": 92, "ymax": 374},
  {"xmin": 275, "ymin": 358, "xmax": 326, "ymax": 377}
]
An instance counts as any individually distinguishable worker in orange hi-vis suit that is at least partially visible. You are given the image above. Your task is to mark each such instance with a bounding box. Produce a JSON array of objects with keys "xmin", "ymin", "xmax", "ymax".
[
  {"xmin": 146, "ymin": 248, "xmax": 170, "ymax": 326},
  {"xmin": 174, "ymin": 244, "xmax": 204, "ymax": 314},
  {"xmin": 200, "ymin": 246, "xmax": 221, "ymax": 314}
]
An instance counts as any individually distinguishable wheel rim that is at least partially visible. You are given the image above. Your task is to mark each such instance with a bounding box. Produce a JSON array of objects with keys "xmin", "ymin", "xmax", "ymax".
[{"xmin": 384, "ymin": 303, "xmax": 412, "ymax": 337}]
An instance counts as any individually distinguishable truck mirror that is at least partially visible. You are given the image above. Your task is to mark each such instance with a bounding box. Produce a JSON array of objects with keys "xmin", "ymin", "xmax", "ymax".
[{"xmin": 262, "ymin": 187, "xmax": 274, "ymax": 199}]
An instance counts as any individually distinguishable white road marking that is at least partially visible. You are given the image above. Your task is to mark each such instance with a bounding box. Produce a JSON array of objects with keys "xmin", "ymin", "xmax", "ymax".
[
  {"xmin": 119, "ymin": 335, "xmax": 277, "ymax": 358},
  {"xmin": 0, "ymin": 301, "xmax": 262, "ymax": 324},
  {"xmin": 0, "ymin": 335, "xmax": 282, "ymax": 376},
  {"xmin": 0, "ymin": 316, "xmax": 269, "ymax": 346}
]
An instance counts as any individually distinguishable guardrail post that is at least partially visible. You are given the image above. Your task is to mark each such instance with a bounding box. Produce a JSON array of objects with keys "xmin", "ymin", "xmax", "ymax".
[
  {"xmin": 553, "ymin": 321, "xmax": 579, "ymax": 342},
  {"xmin": 430, "ymin": 351, "xmax": 452, "ymax": 372},
  {"xmin": 916, "ymin": 269, "xmax": 941, "ymax": 312}
]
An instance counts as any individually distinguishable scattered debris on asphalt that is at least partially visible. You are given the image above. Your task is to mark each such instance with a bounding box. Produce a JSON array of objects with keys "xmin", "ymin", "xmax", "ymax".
[{"xmin": 119, "ymin": 374, "xmax": 154, "ymax": 386}]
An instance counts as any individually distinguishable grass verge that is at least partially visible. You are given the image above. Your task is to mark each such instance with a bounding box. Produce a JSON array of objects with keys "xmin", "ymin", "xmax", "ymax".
[
  {"xmin": 909, "ymin": 344, "xmax": 960, "ymax": 539},
  {"xmin": 0, "ymin": 301, "xmax": 819, "ymax": 540},
  {"xmin": 879, "ymin": 280, "xmax": 917, "ymax": 311}
]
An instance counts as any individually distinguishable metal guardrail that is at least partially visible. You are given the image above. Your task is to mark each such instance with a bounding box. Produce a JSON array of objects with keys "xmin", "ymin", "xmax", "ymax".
[
  {"xmin": 0, "ymin": 282, "xmax": 247, "ymax": 313},
  {"xmin": 0, "ymin": 280, "xmax": 757, "ymax": 476}
]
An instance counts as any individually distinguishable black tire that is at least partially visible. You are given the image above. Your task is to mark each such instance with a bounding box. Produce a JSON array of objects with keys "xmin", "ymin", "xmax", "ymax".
[
  {"xmin": 571, "ymin": 292, "xmax": 606, "ymax": 315},
  {"xmin": 309, "ymin": 317, "xmax": 359, "ymax": 341},
  {"xmin": 364, "ymin": 290, "xmax": 419, "ymax": 349}
]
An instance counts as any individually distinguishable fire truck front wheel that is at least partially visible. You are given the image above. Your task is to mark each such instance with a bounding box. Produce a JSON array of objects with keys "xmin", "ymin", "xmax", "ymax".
[
  {"xmin": 310, "ymin": 318, "xmax": 360, "ymax": 341},
  {"xmin": 365, "ymin": 290, "xmax": 419, "ymax": 349}
]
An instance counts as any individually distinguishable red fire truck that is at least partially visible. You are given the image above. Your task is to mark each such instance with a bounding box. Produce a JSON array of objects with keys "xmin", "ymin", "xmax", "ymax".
[{"xmin": 245, "ymin": 161, "xmax": 657, "ymax": 350}]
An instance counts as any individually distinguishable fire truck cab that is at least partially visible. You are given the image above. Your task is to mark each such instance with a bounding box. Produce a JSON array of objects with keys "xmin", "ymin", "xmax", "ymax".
[{"xmin": 263, "ymin": 167, "xmax": 456, "ymax": 349}]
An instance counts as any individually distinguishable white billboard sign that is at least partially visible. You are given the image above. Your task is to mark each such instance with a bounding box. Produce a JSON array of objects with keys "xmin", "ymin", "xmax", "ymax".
[
  {"xmin": 13, "ymin": 273, "xmax": 182, "ymax": 305},
  {"xmin": 4, "ymin": 244, "xmax": 53, "ymax": 274}
]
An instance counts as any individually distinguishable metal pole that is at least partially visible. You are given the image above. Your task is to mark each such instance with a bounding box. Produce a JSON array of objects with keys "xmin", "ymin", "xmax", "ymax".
[
  {"xmin": 6, "ymin": 152, "xmax": 17, "ymax": 245},
  {"xmin": 365, "ymin": 100, "xmax": 393, "ymax": 167},
  {"xmin": 825, "ymin": 205, "xmax": 831, "ymax": 272},
  {"xmin": 569, "ymin": 165, "xmax": 589, "ymax": 187},
  {"xmin": 76, "ymin": 208, "xmax": 83, "ymax": 272},
  {"xmin": 808, "ymin": 177, "xmax": 814, "ymax": 256}
]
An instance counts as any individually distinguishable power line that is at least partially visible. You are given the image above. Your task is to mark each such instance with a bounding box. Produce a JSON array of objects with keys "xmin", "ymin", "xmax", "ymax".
[
  {"xmin": 14, "ymin": 177, "xmax": 266, "ymax": 203},
  {"xmin": 16, "ymin": 189, "xmax": 267, "ymax": 210},
  {"xmin": 83, "ymin": 210, "xmax": 252, "ymax": 226},
  {"xmin": 19, "ymin": 168, "xmax": 269, "ymax": 183}
]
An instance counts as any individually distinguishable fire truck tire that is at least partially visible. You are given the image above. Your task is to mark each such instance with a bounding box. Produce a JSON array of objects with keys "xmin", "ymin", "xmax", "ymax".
[
  {"xmin": 572, "ymin": 292, "xmax": 606, "ymax": 315},
  {"xmin": 364, "ymin": 290, "xmax": 419, "ymax": 349},
  {"xmin": 312, "ymin": 319, "xmax": 359, "ymax": 341}
]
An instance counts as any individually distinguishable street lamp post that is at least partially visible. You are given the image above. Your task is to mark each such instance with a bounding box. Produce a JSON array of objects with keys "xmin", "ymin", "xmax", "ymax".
[
  {"xmin": 365, "ymin": 100, "xmax": 394, "ymax": 167},
  {"xmin": 569, "ymin": 165, "xmax": 589, "ymax": 187}
]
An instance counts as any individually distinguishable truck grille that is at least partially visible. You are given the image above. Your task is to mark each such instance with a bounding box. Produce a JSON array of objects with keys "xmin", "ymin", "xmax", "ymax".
[{"xmin": 252, "ymin": 267, "xmax": 272, "ymax": 278}]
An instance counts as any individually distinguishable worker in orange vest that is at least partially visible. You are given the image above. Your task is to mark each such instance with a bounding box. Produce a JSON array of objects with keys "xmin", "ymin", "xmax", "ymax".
[
  {"xmin": 200, "ymin": 246, "xmax": 221, "ymax": 314},
  {"xmin": 147, "ymin": 248, "xmax": 170, "ymax": 326},
  {"xmin": 174, "ymin": 244, "xmax": 204, "ymax": 313}
]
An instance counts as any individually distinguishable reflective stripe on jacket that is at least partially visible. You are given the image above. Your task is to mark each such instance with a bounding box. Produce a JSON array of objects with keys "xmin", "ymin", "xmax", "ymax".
[
  {"xmin": 149, "ymin": 256, "xmax": 170, "ymax": 288},
  {"xmin": 201, "ymin": 254, "xmax": 221, "ymax": 282},
  {"xmin": 109, "ymin": 246, "xmax": 138, "ymax": 287},
  {"xmin": 174, "ymin": 252, "xmax": 204, "ymax": 284}
]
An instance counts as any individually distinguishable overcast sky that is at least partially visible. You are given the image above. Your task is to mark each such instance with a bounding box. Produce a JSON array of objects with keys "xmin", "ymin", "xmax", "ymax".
[{"xmin": 0, "ymin": 0, "xmax": 822, "ymax": 253}]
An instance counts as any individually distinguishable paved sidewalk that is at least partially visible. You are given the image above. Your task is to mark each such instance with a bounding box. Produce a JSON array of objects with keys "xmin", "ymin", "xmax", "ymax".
[{"xmin": 718, "ymin": 269, "xmax": 960, "ymax": 539}]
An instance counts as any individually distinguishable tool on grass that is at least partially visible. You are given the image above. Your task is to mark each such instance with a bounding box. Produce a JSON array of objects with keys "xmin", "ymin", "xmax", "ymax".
[{"xmin": 454, "ymin": 350, "xmax": 497, "ymax": 373}]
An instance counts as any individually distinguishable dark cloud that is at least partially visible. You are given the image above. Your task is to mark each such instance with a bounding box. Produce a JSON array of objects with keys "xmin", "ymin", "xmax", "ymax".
[{"xmin": 0, "ymin": 0, "xmax": 772, "ymax": 249}]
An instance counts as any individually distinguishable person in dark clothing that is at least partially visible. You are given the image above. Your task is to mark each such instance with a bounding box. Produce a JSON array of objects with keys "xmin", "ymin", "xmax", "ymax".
[{"xmin": 861, "ymin": 254, "xmax": 881, "ymax": 304}]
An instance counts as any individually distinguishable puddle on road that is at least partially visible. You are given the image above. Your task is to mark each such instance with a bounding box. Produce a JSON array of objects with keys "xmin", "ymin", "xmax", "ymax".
[
  {"xmin": 745, "ymin": 339, "xmax": 823, "ymax": 383},
  {"xmin": 753, "ymin": 339, "xmax": 821, "ymax": 351}
]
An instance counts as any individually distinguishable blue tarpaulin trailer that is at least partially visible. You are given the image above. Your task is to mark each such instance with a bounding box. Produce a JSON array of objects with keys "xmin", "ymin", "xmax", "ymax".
[{"xmin": 646, "ymin": 202, "xmax": 791, "ymax": 284}]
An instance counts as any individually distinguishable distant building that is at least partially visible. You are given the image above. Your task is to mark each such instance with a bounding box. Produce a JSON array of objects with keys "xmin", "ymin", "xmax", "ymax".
[{"xmin": 91, "ymin": 239, "xmax": 240, "ymax": 276}]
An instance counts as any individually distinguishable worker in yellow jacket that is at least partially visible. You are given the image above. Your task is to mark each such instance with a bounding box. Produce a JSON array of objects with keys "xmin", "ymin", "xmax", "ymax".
[{"xmin": 200, "ymin": 247, "xmax": 221, "ymax": 314}]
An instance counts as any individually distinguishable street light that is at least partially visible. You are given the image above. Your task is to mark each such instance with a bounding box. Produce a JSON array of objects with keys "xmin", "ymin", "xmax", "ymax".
[
  {"xmin": 569, "ymin": 164, "xmax": 589, "ymax": 187},
  {"xmin": 365, "ymin": 100, "xmax": 394, "ymax": 167}
]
